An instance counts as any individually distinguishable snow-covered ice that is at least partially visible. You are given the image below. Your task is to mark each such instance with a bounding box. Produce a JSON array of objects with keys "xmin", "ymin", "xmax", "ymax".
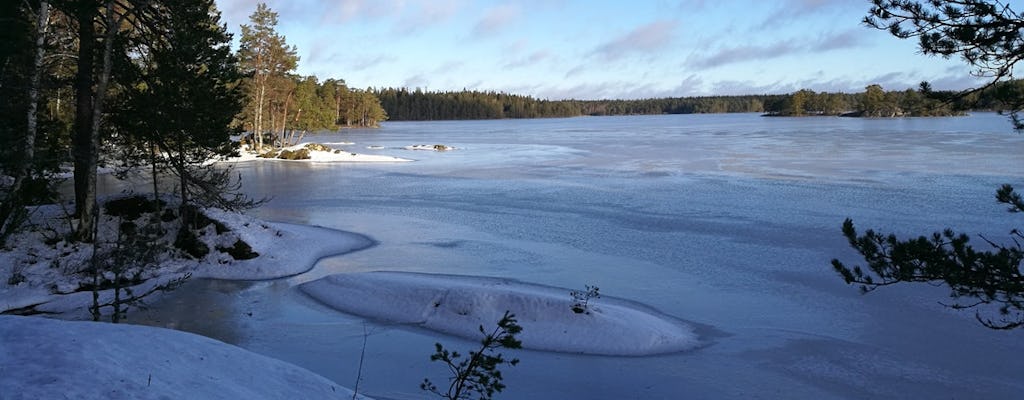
[
  {"xmin": 301, "ymin": 271, "xmax": 700, "ymax": 355},
  {"xmin": 0, "ymin": 315, "xmax": 370, "ymax": 400}
]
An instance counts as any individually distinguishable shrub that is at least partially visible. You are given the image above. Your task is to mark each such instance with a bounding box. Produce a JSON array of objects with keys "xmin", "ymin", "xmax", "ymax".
[
  {"xmin": 421, "ymin": 311, "xmax": 522, "ymax": 400},
  {"xmin": 570, "ymin": 285, "xmax": 600, "ymax": 314}
]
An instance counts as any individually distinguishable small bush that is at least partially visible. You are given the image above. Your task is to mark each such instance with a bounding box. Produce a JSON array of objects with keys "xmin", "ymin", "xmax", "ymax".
[
  {"xmin": 160, "ymin": 208, "xmax": 177, "ymax": 222},
  {"xmin": 8, "ymin": 271, "xmax": 26, "ymax": 285},
  {"xmin": 570, "ymin": 285, "xmax": 600, "ymax": 314},
  {"xmin": 421, "ymin": 311, "xmax": 522, "ymax": 400}
]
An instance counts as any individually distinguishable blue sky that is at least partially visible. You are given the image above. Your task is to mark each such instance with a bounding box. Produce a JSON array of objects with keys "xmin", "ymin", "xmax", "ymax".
[{"xmin": 213, "ymin": 0, "xmax": 984, "ymax": 100}]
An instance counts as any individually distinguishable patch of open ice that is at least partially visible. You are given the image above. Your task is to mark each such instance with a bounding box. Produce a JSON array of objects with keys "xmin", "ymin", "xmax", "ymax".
[{"xmin": 300, "ymin": 271, "xmax": 700, "ymax": 356}]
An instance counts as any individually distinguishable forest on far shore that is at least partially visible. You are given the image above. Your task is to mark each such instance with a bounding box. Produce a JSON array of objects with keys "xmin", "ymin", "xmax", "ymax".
[{"xmin": 374, "ymin": 80, "xmax": 1024, "ymax": 121}]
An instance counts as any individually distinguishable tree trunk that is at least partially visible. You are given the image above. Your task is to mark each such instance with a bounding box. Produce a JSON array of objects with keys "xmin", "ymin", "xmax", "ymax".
[
  {"xmin": 0, "ymin": 1, "xmax": 50, "ymax": 244},
  {"xmin": 72, "ymin": 2, "xmax": 97, "ymax": 238},
  {"xmin": 279, "ymin": 90, "xmax": 292, "ymax": 147},
  {"xmin": 75, "ymin": 1, "xmax": 121, "ymax": 241}
]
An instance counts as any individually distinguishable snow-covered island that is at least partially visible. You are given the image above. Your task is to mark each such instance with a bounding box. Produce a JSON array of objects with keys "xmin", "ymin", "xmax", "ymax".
[
  {"xmin": 302, "ymin": 271, "xmax": 700, "ymax": 356},
  {"xmin": 221, "ymin": 141, "xmax": 412, "ymax": 163},
  {"xmin": 405, "ymin": 144, "xmax": 456, "ymax": 151}
]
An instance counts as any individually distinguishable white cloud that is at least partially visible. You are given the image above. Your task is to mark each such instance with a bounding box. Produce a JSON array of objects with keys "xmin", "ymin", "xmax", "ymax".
[
  {"xmin": 472, "ymin": 4, "xmax": 521, "ymax": 36},
  {"xmin": 593, "ymin": 20, "xmax": 679, "ymax": 61}
]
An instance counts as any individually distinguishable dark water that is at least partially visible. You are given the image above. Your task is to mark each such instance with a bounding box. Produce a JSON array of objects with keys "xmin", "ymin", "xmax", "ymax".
[{"xmin": 136, "ymin": 113, "xmax": 1024, "ymax": 399}]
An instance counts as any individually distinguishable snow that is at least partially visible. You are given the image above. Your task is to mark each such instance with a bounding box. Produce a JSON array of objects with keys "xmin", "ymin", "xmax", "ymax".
[
  {"xmin": 0, "ymin": 315, "xmax": 370, "ymax": 400},
  {"xmin": 301, "ymin": 271, "xmax": 700, "ymax": 356},
  {"xmin": 404, "ymin": 144, "xmax": 456, "ymax": 151},
  {"xmin": 221, "ymin": 142, "xmax": 411, "ymax": 163},
  {"xmin": 0, "ymin": 200, "xmax": 373, "ymax": 316}
]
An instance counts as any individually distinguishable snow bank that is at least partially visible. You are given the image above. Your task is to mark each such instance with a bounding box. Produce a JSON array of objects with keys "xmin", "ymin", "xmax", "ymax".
[
  {"xmin": 301, "ymin": 271, "xmax": 699, "ymax": 356},
  {"xmin": 0, "ymin": 315, "xmax": 370, "ymax": 400},
  {"xmin": 0, "ymin": 202, "xmax": 374, "ymax": 315},
  {"xmin": 196, "ymin": 209, "xmax": 374, "ymax": 280}
]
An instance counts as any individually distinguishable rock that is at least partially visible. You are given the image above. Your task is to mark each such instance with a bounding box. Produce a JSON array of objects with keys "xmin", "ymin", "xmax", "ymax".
[
  {"xmin": 278, "ymin": 149, "xmax": 310, "ymax": 160},
  {"xmin": 406, "ymin": 144, "xmax": 454, "ymax": 151},
  {"xmin": 304, "ymin": 143, "xmax": 332, "ymax": 152},
  {"xmin": 216, "ymin": 239, "xmax": 259, "ymax": 260},
  {"xmin": 104, "ymin": 196, "xmax": 164, "ymax": 220},
  {"xmin": 174, "ymin": 228, "xmax": 209, "ymax": 259}
]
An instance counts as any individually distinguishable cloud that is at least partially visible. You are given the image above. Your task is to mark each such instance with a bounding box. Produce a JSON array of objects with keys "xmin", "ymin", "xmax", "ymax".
[
  {"xmin": 758, "ymin": 0, "xmax": 852, "ymax": 28},
  {"xmin": 350, "ymin": 55, "xmax": 399, "ymax": 71},
  {"xmin": 472, "ymin": 4, "xmax": 521, "ymax": 36},
  {"xmin": 403, "ymin": 74, "xmax": 430, "ymax": 90},
  {"xmin": 592, "ymin": 19, "xmax": 679, "ymax": 61},
  {"xmin": 395, "ymin": 0, "xmax": 465, "ymax": 34},
  {"xmin": 564, "ymin": 64, "xmax": 587, "ymax": 79},
  {"xmin": 504, "ymin": 50, "xmax": 554, "ymax": 69},
  {"xmin": 533, "ymin": 74, "xmax": 704, "ymax": 100},
  {"xmin": 687, "ymin": 42, "xmax": 798, "ymax": 69},
  {"xmin": 432, "ymin": 61, "xmax": 465, "ymax": 75},
  {"xmin": 686, "ymin": 29, "xmax": 866, "ymax": 69},
  {"xmin": 813, "ymin": 29, "xmax": 867, "ymax": 51}
]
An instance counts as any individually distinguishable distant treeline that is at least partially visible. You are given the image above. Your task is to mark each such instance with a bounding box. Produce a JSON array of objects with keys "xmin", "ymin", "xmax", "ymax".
[
  {"xmin": 374, "ymin": 88, "xmax": 579, "ymax": 120},
  {"xmin": 373, "ymin": 88, "xmax": 785, "ymax": 120},
  {"xmin": 373, "ymin": 80, "xmax": 1024, "ymax": 121}
]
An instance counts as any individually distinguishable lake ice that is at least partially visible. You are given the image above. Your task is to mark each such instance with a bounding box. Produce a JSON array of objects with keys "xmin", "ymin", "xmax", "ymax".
[{"xmin": 135, "ymin": 113, "xmax": 1024, "ymax": 399}]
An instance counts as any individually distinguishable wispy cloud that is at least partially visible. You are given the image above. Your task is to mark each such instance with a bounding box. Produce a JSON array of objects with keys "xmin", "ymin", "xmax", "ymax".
[
  {"xmin": 758, "ymin": 0, "xmax": 850, "ymax": 29},
  {"xmin": 395, "ymin": 0, "xmax": 465, "ymax": 34},
  {"xmin": 350, "ymin": 55, "xmax": 399, "ymax": 71},
  {"xmin": 592, "ymin": 19, "xmax": 679, "ymax": 61},
  {"xmin": 472, "ymin": 4, "xmax": 521, "ymax": 36},
  {"xmin": 403, "ymin": 74, "xmax": 430, "ymax": 90},
  {"xmin": 811, "ymin": 29, "xmax": 864, "ymax": 51},
  {"xmin": 686, "ymin": 29, "xmax": 865, "ymax": 69},
  {"xmin": 504, "ymin": 50, "xmax": 554, "ymax": 69},
  {"xmin": 564, "ymin": 64, "xmax": 587, "ymax": 79}
]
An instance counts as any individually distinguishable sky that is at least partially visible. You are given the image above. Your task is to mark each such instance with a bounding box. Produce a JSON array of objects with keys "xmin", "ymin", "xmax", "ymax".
[{"xmin": 212, "ymin": 0, "xmax": 986, "ymax": 100}]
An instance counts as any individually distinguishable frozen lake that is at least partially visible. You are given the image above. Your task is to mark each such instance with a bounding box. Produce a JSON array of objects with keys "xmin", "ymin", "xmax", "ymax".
[{"xmin": 137, "ymin": 113, "xmax": 1024, "ymax": 399}]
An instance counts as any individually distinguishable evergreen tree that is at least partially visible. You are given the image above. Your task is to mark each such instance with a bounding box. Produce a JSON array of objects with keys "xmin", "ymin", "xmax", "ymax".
[
  {"xmin": 832, "ymin": 0, "xmax": 1024, "ymax": 329},
  {"xmin": 237, "ymin": 2, "xmax": 298, "ymax": 150},
  {"xmin": 113, "ymin": 0, "xmax": 252, "ymax": 221}
]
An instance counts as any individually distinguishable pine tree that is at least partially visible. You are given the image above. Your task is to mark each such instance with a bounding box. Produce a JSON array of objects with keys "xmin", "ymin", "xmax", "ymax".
[
  {"xmin": 113, "ymin": 0, "xmax": 254, "ymax": 220},
  {"xmin": 832, "ymin": 0, "xmax": 1024, "ymax": 329},
  {"xmin": 237, "ymin": 3, "xmax": 298, "ymax": 151}
]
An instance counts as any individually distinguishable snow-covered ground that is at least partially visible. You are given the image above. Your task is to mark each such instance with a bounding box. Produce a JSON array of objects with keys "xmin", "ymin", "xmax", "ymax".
[
  {"xmin": 0, "ymin": 315, "xmax": 370, "ymax": 400},
  {"xmin": 0, "ymin": 202, "xmax": 373, "ymax": 316},
  {"xmin": 301, "ymin": 271, "xmax": 699, "ymax": 355}
]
